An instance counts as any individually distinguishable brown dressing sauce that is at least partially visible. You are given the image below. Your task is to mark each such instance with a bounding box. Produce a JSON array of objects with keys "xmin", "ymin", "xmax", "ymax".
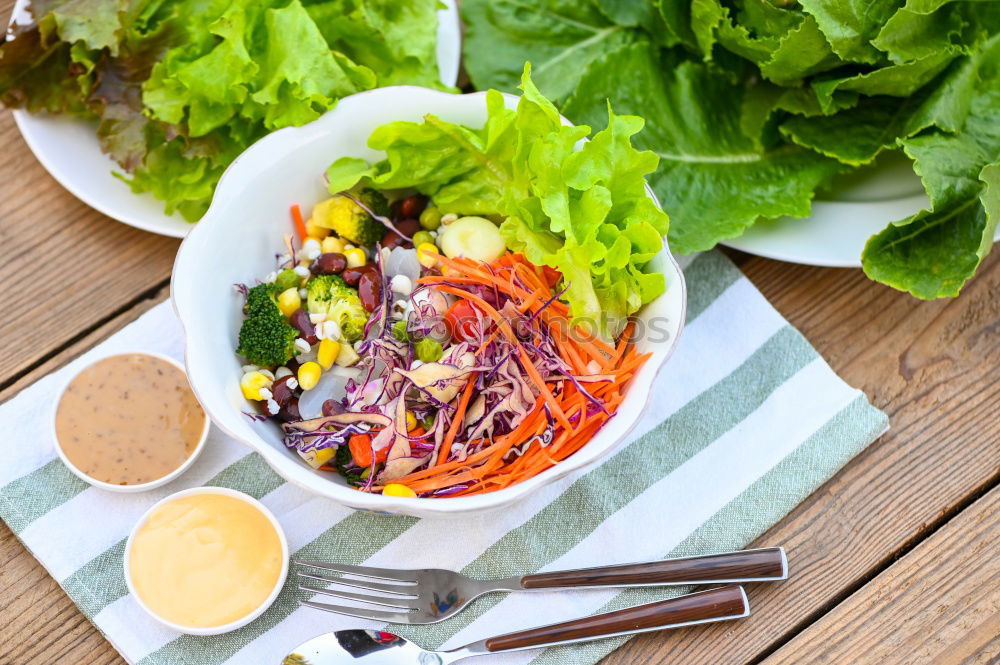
[{"xmin": 56, "ymin": 354, "xmax": 206, "ymax": 485}]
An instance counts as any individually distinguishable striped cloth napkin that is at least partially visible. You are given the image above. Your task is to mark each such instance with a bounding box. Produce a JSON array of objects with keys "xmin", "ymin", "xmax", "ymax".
[{"xmin": 0, "ymin": 251, "xmax": 887, "ymax": 665}]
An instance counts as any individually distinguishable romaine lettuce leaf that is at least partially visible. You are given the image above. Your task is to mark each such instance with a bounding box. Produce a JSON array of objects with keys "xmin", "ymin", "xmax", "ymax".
[
  {"xmin": 459, "ymin": 0, "xmax": 639, "ymax": 102},
  {"xmin": 862, "ymin": 162, "xmax": 999, "ymax": 297},
  {"xmin": 797, "ymin": 0, "xmax": 899, "ymax": 64},
  {"xmin": 563, "ymin": 42, "xmax": 842, "ymax": 254},
  {"xmin": 862, "ymin": 35, "xmax": 1000, "ymax": 297},
  {"xmin": 811, "ymin": 50, "xmax": 958, "ymax": 112}
]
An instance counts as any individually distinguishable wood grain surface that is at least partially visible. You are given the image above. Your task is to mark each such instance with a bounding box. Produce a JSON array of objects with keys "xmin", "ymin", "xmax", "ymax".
[
  {"xmin": 761, "ymin": 485, "xmax": 1000, "ymax": 665},
  {"xmin": 0, "ymin": 6, "xmax": 998, "ymax": 658}
]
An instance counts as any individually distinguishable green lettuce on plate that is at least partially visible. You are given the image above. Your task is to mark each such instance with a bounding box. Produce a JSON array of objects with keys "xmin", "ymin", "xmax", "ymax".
[
  {"xmin": 328, "ymin": 65, "xmax": 669, "ymax": 339},
  {"xmin": 0, "ymin": 0, "xmax": 445, "ymax": 221},
  {"xmin": 461, "ymin": 0, "xmax": 1000, "ymax": 299}
]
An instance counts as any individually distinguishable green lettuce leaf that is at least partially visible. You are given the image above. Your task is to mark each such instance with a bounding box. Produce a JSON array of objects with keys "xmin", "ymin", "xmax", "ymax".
[
  {"xmin": 812, "ymin": 50, "xmax": 958, "ymax": 112},
  {"xmin": 779, "ymin": 47, "xmax": 987, "ymax": 167},
  {"xmin": 780, "ymin": 96, "xmax": 914, "ymax": 166},
  {"xmin": 306, "ymin": 0, "xmax": 444, "ymax": 89},
  {"xmin": 32, "ymin": 0, "xmax": 128, "ymax": 53},
  {"xmin": 563, "ymin": 42, "xmax": 842, "ymax": 254},
  {"xmin": 326, "ymin": 65, "xmax": 668, "ymax": 338},
  {"xmin": 862, "ymin": 162, "xmax": 999, "ymax": 297},
  {"xmin": 691, "ymin": 0, "xmax": 839, "ymax": 84},
  {"xmin": 862, "ymin": 34, "xmax": 1000, "ymax": 297},
  {"xmin": 459, "ymin": 0, "xmax": 639, "ymax": 102},
  {"xmin": 797, "ymin": 0, "xmax": 899, "ymax": 64},
  {"xmin": 872, "ymin": 4, "xmax": 968, "ymax": 64}
]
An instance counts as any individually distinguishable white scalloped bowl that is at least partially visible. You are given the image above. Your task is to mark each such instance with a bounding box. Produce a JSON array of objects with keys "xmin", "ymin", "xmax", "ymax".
[{"xmin": 171, "ymin": 87, "xmax": 687, "ymax": 518}]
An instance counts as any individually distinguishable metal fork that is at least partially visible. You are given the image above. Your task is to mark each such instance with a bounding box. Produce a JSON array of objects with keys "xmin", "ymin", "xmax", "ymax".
[{"xmin": 296, "ymin": 546, "xmax": 786, "ymax": 624}]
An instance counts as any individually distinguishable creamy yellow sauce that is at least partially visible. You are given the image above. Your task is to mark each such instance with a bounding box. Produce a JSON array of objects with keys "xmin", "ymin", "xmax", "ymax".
[
  {"xmin": 56, "ymin": 353, "xmax": 205, "ymax": 485},
  {"xmin": 129, "ymin": 493, "xmax": 284, "ymax": 628}
]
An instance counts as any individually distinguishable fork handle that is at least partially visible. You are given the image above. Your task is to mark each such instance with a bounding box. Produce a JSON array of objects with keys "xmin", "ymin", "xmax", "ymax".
[
  {"xmin": 519, "ymin": 547, "xmax": 786, "ymax": 589},
  {"xmin": 483, "ymin": 585, "xmax": 748, "ymax": 652}
]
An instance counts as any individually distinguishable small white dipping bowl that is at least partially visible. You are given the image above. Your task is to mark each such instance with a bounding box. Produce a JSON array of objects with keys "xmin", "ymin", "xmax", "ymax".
[
  {"xmin": 51, "ymin": 351, "xmax": 210, "ymax": 493},
  {"xmin": 172, "ymin": 87, "xmax": 687, "ymax": 518},
  {"xmin": 123, "ymin": 487, "xmax": 289, "ymax": 636}
]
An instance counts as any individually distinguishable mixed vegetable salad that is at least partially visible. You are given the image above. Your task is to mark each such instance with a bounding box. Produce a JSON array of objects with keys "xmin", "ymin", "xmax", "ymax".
[{"xmin": 235, "ymin": 69, "xmax": 666, "ymax": 498}]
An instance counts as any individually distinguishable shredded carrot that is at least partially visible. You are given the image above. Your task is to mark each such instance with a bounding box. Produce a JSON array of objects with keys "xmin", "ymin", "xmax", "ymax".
[
  {"xmin": 290, "ymin": 204, "xmax": 308, "ymax": 241},
  {"xmin": 375, "ymin": 251, "xmax": 653, "ymax": 497},
  {"xmin": 437, "ymin": 374, "xmax": 478, "ymax": 467}
]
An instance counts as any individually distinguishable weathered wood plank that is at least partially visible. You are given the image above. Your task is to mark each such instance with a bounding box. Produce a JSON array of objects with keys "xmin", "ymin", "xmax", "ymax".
[
  {"xmin": 0, "ymin": 110, "xmax": 178, "ymax": 390},
  {"xmin": 761, "ymin": 485, "xmax": 999, "ymax": 665},
  {"xmin": 0, "ymin": 286, "xmax": 170, "ymax": 403}
]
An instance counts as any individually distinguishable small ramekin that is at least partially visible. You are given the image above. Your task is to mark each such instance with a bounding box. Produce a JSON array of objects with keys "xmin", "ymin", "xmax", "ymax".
[
  {"xmin": 123, "ymin": 486, "xmax": 289, "ymax": 635},
  {"xmin": 51, "ymin": 351, "xmax": 210, "ymax": 492}
]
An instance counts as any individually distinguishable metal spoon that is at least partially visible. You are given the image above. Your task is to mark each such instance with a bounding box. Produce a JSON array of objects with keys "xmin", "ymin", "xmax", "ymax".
[{"xmin": 281, "ymin": 585, "xmax": 748, "ymax": 664}]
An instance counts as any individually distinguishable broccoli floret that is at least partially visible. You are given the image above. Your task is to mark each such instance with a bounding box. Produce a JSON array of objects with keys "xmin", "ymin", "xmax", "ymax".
[
  {"xmin": 236, "ymin": 283, "xmax": 299, "ymax": 367},
  {"xmin": 306, "ymin": 274, "xmax": 349, "ymax": 313},
  {"xmin": 330, "ymin": 297, "xmax": 370, "ymax": 343},
  {"xmin": 306, "ymin": 275, "xmax": 370, "ymax": 343},
  {"xmin": 315, "ymin": 188, "xmax": 389, "ymax": 247}
]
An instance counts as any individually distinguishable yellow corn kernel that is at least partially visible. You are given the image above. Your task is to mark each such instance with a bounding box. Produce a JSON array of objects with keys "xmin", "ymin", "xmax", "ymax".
[
  {"xmin": 297, "ymin": 361, "xmax": 322, "ymax": 391},
  {"xmin": 277, "ymin": 287, "xmax": 301, "ymax": 317},
  {"xmin": 305, "ymin": 220, "xmax": 330, "ymax": 240},
  {"xmin": 416, "ymin": 242, "xmax": 439, "ymax": 268},
  {"xmin": 240, "ymin": 371, "xmax": 272, "ymax": 401},
  {"xmin": 344, "ymin": 248, "xmax": 367, "ymax": 268},
  {"xmin": 317, "ymin": 339, "xmax": 340, "ymax": 370},
  {"xmin": 405, "ymin": 411, "xmax": 417, "ymax": 431},
  {"xmin": 321, "ymin": 235, "xmax": 346, "ymax": 254},
  {"xmin": 382, "ymin": 483, "xmax": 417, "ymax": 498}
]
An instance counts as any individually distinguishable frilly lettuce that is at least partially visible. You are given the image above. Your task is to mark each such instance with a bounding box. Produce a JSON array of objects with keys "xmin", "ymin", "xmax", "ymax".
[
  {"xmin": 328, "ymin": 66, "xmax": 668, "ymax": 339},
  {"xmin": 0, "ymin": 0, "xmax": 445, "ymax": 220}
]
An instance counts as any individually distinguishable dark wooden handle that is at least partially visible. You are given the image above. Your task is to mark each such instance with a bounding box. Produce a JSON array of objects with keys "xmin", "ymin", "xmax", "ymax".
[
  {"xmin": 484, "ymin": 585, "xmax": 748, "ymax": 652},
  {"xmin": 520, "ymin": 547, "xmax": 786, "ymax": 589}
]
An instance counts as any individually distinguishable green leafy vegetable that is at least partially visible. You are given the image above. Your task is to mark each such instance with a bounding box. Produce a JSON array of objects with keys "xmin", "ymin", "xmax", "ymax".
[
  {"xmin": 0, "ymin": 0, "xmax": 446, "ymax": 220},
  {"xmin": 863, "ymin": 35, "xmax": 1000, "ymax": 297},
  {"xmin": 328, "ymin": 65, "xmax": 668, "ymax": 338},
  {"xmin": 462, "ymin": 0, "xmax": 1000, "ymax": 298},
  {"xmin": 563, "ymin": 42, "xmax": 842, "ymax": 254}
]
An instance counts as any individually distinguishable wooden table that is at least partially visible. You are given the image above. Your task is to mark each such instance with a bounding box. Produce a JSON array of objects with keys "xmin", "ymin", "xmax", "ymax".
[{"xmin": 1, "ymin": 95, "xmax": 998, "ymax": 664}]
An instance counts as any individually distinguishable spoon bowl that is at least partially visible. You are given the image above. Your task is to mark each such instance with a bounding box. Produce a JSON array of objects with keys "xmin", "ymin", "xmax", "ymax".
[{"xmin": 283, "ymin": 630, "xmax": 453, "ymax": 665}]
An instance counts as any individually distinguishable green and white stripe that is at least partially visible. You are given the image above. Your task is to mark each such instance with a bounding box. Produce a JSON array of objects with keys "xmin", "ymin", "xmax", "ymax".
[{"xmin": 0, "ymin": 250, "xmax": 887, "ymax": 665}]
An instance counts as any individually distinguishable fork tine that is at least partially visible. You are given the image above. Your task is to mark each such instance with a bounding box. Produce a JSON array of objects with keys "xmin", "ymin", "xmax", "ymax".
[
  {"xmin": 298, "ymin": 584, "xmax": 418, "ymax": 610},
  {"xmin": 299, "ymin": 599, "xmax": 417, "ymax": 624},
  {"xmin": 297, "ymin": 571, "xmax": 418, "ymax": 597},
  {"xmin": 295, "ymin": 560, "xmax": 419, "ymax": 583}
]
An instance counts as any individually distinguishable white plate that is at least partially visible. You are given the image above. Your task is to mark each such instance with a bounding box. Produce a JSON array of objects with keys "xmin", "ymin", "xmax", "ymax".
[
  {"xmin": 10, "ymin": 0, "xmax": 462, "ymax": 238},
  {"xmin": 723, "ymin": 151, "xmax": 1000, "ymax": 267}
]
